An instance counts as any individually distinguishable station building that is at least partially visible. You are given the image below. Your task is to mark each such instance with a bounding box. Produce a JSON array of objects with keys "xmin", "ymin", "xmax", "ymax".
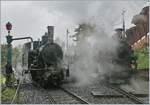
[{"xmin": 126, "ymin": 6, "xmax": 149, "ymax": 50}]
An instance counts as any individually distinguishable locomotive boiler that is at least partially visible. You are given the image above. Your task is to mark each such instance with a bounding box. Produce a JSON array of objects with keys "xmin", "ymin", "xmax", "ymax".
[{"xmin": 22, "ymin": 26, "xmax": 69, "ymax": 87}]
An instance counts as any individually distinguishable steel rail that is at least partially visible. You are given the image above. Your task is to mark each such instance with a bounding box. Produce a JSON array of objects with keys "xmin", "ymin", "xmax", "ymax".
[
  {"xmin": 31, "ymin": 82, "xmax": 56, "ymax": 104},
  {"xmin": 60, "ymin": 87, "xmax": 90, "ymax": 104},
  {"xmin": 112, "ymin": 86, "xmax": 145, "ymax": 104},
  {"xmin": 48, "ymin": 95, "xmax": 57, "ymax": 104},
  {"xmin": 11, "ymin": 80, "xmax": 22, "ymax": 104}
]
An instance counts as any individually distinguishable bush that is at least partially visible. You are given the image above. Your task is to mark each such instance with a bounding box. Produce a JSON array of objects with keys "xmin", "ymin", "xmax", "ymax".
[{"xmin": 134, "ymin": 47, "xmax": 149, "ymax": 69}]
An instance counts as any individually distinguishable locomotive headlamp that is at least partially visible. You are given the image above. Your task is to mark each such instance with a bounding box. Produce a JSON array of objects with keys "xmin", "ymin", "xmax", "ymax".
[{"xmin": 6, "ymin": 22, "xmax": 12, "ymax": 34}]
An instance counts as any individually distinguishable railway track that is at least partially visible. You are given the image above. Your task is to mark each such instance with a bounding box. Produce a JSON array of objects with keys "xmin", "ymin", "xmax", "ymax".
[
  {"xmin": 10, "ymin": 83, "xmax": 49, "ymax": 104},
  {"xmin": 62, "ymin": 80, "xmax": 148, "ymax": 104},
  {"xmin": 91, "ymin": 83, "xmax": 147, "ymax": 104},
  {"xmin": 111, "ymin": 86, "xmax": 145, "ymax": 104},
  {"xmin": 11, "ymin": 80, "xmax": 22, "ymax": 104},
  {"xmin": 8, "ymin": 81, "xmax": 148, "ymax": 104},
  {"xmin": 56, "ymin": 87, "xmax": 89, "ymax": 104},
  {"xmin": 44, "ymin": 86, "xmax": 89, "ymax": 104},
  {"xmin": 9, "ymin": 82, "xmax": 89, "ymax": 104}
]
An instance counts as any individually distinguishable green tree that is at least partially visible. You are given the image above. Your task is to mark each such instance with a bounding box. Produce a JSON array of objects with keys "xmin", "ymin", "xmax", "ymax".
[
  {"xmin": 1, "ymin": 44, "xmax": 20, "ymax": 70},
  {"xmin": 1, "ymin": 44, "xmax": 7, "ymax": 69},
  {"xmin": 72, "ymin": 23, "xmax": 95, "ymax": 41}
]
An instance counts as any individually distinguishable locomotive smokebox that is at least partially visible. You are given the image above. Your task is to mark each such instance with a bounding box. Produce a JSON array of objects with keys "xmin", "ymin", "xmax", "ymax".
[{"xmin": 47, "ymin": 26, "xmax": 54, "ymax": 43}]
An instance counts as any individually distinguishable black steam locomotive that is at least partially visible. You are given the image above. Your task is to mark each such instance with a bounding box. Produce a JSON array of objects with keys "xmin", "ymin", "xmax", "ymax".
[{"xmin": 22, "ymin": 26, "xmax": 69, "ymax": 87}]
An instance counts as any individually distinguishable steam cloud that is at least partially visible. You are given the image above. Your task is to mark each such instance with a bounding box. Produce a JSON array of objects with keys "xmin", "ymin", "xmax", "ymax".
[
  {"xmin": 69, "ymin": 21, "xmax": 122, "ymax": 86},
  {"xmin": 52, "ymin": 1, "xmax": 147, "ymax": 86}
]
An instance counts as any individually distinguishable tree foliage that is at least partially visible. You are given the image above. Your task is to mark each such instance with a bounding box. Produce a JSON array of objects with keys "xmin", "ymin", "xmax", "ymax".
[
  {"xmin": 1, "ymin": 44, "xmax": 7, "ymax": 69},
  {"xmin": 134, "ymin": 46, "xmax": 149, "ymax": 69},
  {"xmin": 1, "ymin": 44, "xmax": 20, "ymax": 70},
  {"xmin": 72, "ymin": 23, "xmax": 95, "ymax": 41}
]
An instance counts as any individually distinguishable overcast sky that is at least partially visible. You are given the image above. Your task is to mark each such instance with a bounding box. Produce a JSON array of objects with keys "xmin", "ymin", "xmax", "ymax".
[{"xmin": 1, "ymin": 0, "xmax": 148, "ymax": 46}]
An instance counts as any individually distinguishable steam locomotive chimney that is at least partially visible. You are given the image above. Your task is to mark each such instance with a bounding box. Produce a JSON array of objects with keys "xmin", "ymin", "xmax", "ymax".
[{"xmin": 47, "ymin": 26, "xmax": 54, "ymax": 43}]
